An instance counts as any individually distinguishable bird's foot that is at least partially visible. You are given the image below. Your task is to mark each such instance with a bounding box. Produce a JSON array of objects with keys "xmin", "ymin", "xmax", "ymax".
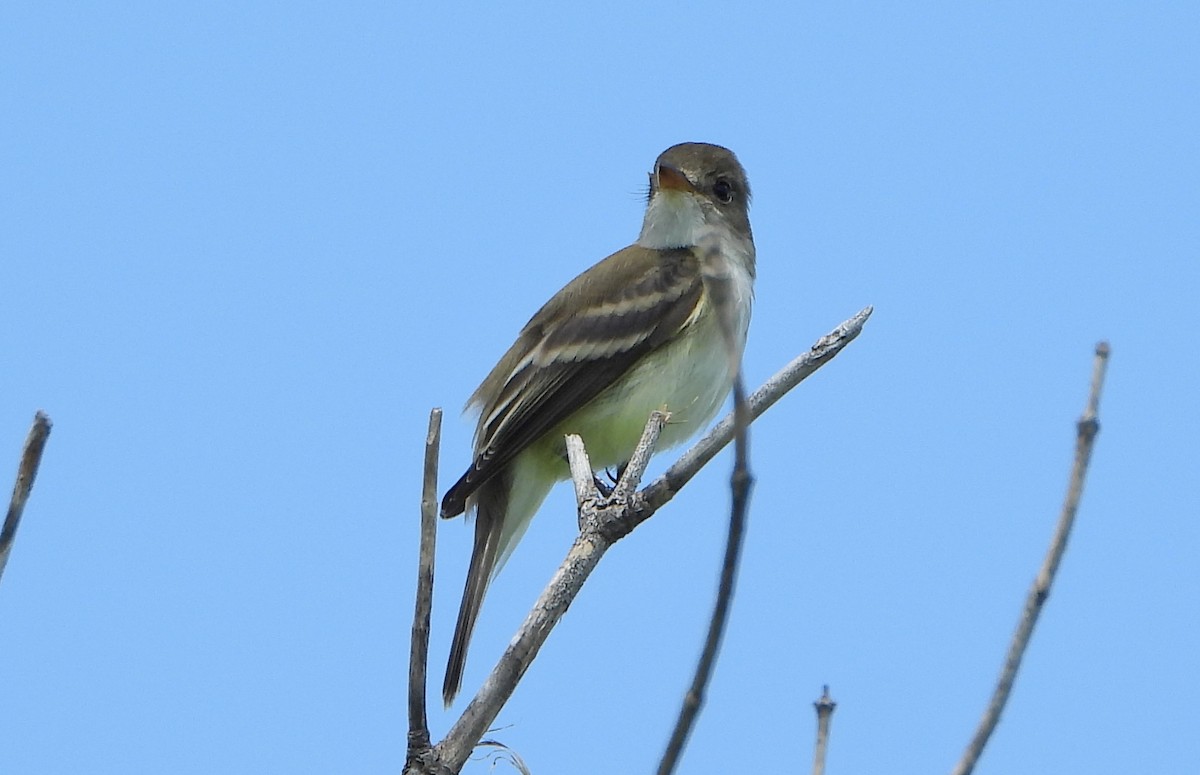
[{"xmin": 592, "ymin": 472, "xmax": 615, "ymax": 499}]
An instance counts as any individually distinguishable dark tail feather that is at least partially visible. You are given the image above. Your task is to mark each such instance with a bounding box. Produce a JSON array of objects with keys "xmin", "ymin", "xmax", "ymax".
[
  {"xmin": 440, "ymin": 471, "xmax": 471, "ymax": 518},
  {"xmin": 443, "ymin": 477, "xmax": 507, "ymax": 706}
]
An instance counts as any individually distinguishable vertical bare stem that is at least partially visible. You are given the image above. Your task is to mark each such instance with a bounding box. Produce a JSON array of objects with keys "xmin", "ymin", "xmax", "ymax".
[
  {"xmin": 951, "ymin": 342, "xmax": 1111, "ymax": 775},
  {"xmin": 566, "ymin": 434, "xmax": 595, "ymax": 518},
  {"xmin": 1, "ymin": 411, "xmax": 53, "ymax": 586},
  {"xmin": 812, "ymin": 685, "xmax": 836, "ymax": 775},
  {"xmin": 407, "ymin": 408, "xmax": 442, "ymax": 760}
]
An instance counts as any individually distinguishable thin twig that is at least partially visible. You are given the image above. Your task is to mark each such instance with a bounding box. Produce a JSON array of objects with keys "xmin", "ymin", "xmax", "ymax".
[
  {"xmin": 405, "ymin": 409, "xmax": 443, "ymax": 771},
  {"xmin": 812, "ymin": 685, "xmax": 836, "ymax": 775},
  {"xmin": 1, "ymin": 411, "xmax": 53, "ymax": 586},
  {"xmin": 566, "ymin": 434, "xmax": 595, "ymax": 517},
  {"xmin": 951, "ymin": 342, "xmax": 1111, "ymax": 775},
  {"xmin": 609, "ymin": 410, "xmax": 669, "ymax": 506},
  {"xmin": 657, "ymin": 373, "xmax": 753, "ymax": 775}
]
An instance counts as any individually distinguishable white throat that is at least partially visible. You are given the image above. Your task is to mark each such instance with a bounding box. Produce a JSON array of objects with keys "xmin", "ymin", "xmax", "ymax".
[{"xmin": 637, "ymin": 191, "xmax": 707, "ymax": 249}]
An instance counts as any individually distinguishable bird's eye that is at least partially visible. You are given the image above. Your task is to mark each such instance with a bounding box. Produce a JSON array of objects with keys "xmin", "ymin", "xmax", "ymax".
[{"xmin": 712, "ymin": 179, "xmax": 734, "ymax": 203}]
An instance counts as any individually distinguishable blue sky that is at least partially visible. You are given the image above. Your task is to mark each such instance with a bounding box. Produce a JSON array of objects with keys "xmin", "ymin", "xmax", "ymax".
[{"xmin": 3, "ymin": 2, "xmax": 1197, "ymax": 773}]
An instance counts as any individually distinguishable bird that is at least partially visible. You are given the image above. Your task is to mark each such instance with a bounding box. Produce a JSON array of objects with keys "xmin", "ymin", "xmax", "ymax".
[{"xmin": 440, "ymin": 142, "xmax": 755, "ymax": 705}]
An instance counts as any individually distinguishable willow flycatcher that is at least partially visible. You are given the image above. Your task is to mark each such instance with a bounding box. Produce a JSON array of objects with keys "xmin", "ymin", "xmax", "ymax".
[{"xmin": 440, "ymin": 142, "xmax": 755, "ymax": 705}]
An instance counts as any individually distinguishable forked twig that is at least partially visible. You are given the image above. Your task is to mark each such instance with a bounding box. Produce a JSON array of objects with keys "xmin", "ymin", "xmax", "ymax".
[{"xmin": 436, "ymin": 413, "xmax": 669, "ymax": 771}]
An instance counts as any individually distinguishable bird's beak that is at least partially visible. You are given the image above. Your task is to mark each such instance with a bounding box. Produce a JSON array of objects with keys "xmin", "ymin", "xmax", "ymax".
[{"xmin": 656, "ymin": 163, "xmax": 696, "ymax": 194}]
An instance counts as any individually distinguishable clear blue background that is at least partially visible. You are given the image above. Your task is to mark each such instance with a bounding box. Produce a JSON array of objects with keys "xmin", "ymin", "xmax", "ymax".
[{"xmin": 3, "ymin": 2, "xmax": 1197, "ymax": 773}]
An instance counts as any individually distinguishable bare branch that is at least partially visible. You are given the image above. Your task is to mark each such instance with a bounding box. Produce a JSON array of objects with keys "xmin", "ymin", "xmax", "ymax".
[
  {"xmin": 812, "ymin": 685, "xmax": 836, "ymax": 775},
  {"xmin": 658, "ymin": 373, "xmax": 753, "ymax": 775},
  {"xmin": 655, "ymin": 245, "xmax": 858, "ymax": 774},
  {"xmin": 407, "ymin": 309, "xmax": 872, "ymax": 774},
  {"xmin": 656, "ymin": 228, "xmax": 757, "ymax": 772},
  {"xmin": 637, "ymin": 306, "xmax": 872, "ymax": 519},
  {"xmin": 951, "ymin": 342, "xmax": 1111, "ymax": 775},
  {"xmin": 1, "ymin": 411, "xmax": 53, "ymax": 587},
  {"xmin": 405, "ymin": 409, "xmax": 444, "ymax": 772}
]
